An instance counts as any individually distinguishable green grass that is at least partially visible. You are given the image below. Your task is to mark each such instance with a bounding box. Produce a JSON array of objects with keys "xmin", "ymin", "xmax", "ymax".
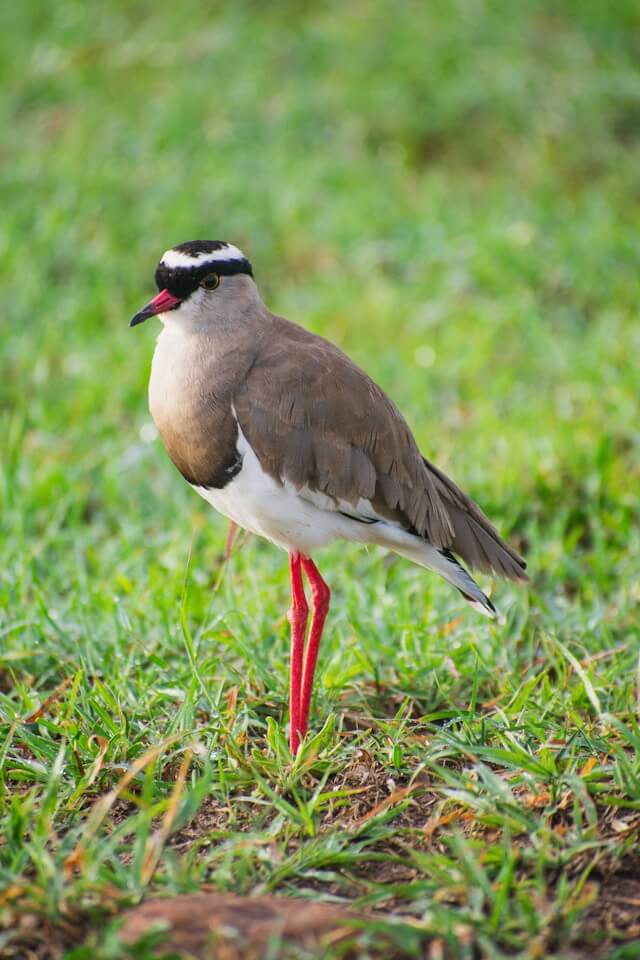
[{"xmin": 1, "ymin": 1, "xmax": 640, "ymax": 957}]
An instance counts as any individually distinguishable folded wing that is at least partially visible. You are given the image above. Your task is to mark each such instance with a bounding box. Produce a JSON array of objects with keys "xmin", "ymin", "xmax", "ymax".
[{"xmin": 234, "ymin": 314, "xmax": 526, "ymax": 581}]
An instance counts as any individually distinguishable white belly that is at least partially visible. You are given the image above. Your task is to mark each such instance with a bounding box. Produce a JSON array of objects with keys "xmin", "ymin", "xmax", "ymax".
[
  {"xmin": 190, "ymin": 426, "xmax": 452, "ymax": 572},
  {"xmin": 191, "ymin": 428, "xmax": 365, "ymax": 554}
]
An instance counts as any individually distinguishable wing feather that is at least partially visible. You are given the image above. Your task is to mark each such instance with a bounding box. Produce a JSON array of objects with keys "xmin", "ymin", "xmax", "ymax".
[{"xmin": 233, "ymin": 313, "xmax": 526, "ymax": 581}]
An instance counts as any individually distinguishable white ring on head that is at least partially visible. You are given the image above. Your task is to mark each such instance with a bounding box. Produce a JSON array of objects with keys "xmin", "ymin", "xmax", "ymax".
[{"xmin": 160, "ymin": 245, "xmax": 247, "ymax": 269}]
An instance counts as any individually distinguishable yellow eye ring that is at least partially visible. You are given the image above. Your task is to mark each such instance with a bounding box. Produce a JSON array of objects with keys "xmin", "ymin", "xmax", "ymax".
[{"xmin": 201, "ymin": 272, "xmax": 220, "ymax": 290}]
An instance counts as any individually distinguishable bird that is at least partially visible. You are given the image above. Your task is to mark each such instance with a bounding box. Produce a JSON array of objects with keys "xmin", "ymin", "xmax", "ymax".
[{"xmin": 130, "ymin": 240, "xmax": 527, "ymax": 754}]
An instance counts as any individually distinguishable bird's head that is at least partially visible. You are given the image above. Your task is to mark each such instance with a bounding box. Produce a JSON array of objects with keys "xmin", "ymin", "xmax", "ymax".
[{"xmin": 130, "ymin": 240, "xmax": 257, "ymax": 329}]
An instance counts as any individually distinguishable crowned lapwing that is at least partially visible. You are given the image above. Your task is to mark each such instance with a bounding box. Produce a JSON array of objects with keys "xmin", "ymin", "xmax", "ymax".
[{"xmin": 131, "ymin": 241, "xmax": 527, "ymax": 753}]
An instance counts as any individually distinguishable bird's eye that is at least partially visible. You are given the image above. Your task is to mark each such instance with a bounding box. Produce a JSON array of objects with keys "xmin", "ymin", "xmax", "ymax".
[{"xmin": 201, "ymin": 273, "xmax": 220, "ymax": 290}]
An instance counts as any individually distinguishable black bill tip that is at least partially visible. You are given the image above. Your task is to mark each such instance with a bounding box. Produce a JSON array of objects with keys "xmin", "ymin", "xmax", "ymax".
[{"xmin": 129, "ymin": 308, "xmax": 152, "ymax": 328}]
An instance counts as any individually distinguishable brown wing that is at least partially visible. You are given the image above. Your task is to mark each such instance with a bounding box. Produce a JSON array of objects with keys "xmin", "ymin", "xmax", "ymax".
[
  {"xmin": 234, "ymin": 314, "xmax": 526, "ymax": 581},
  {"xmin": 422, "ymin": 457, "xmax": 527, "ymax": 580}
]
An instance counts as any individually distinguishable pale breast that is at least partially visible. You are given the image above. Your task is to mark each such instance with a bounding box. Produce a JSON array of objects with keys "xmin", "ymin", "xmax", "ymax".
[{"xmin": 148, "ymin": 324, "xmax": 242, "ymax": 489}]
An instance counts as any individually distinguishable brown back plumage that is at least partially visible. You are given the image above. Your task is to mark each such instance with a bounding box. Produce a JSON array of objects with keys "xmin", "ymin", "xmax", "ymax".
[{"xmin": 234, "ymin": 313, "xmax": 527, "ymax": 582}]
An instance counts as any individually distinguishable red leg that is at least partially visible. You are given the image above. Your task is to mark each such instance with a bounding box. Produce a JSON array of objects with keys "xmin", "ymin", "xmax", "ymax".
[
  {"xmin": 288, "ymin": 552, "xmax": 308, "ymax": 754},
  {"xmin": 224, "ymin": 521, "xmax": 239, "ymax": 561},
  {"xmin": 298, "ymin": 557, "xmax": 330, "ymax": 739}
]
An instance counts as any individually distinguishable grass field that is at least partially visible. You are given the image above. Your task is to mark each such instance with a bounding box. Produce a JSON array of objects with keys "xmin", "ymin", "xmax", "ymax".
[{"xmin": 2, "ymin": 1, "xmax": 640, "ymax": 957}]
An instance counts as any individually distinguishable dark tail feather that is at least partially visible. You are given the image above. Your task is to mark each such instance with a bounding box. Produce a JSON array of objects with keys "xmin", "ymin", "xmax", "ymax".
[
  {"xmin": 422, "ymin": 456, "xmax": 528, "ymax": 582},
  {"xmin": 434, "ymin": 548, "xmax": 503, "ymax": 620}
]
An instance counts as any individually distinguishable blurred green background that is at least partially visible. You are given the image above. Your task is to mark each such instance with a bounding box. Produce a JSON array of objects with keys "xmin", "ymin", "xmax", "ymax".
[{"xmin": 1, "ymin": 2, "xmax": 639, "ymax": 955}]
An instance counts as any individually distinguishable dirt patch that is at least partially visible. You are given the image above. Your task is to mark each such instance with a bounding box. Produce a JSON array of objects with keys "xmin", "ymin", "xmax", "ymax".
[
  {"xmin": 578, "ymin": 863, "xmax": 640, "ymax": 956},
  {"xmin": 0, "ymin": 908, "xmax": 91, "ymax": 960},
  {"xmin": 119, "ymin": 891, "xmax": 369, "ymax": 959},
  {"xmin": 3, "ymin": 863, "xmax": 640, "ymax": 959},
  {"xmin": 169, "ymin": 796, "xmax": 237, "ymax": 852}
]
